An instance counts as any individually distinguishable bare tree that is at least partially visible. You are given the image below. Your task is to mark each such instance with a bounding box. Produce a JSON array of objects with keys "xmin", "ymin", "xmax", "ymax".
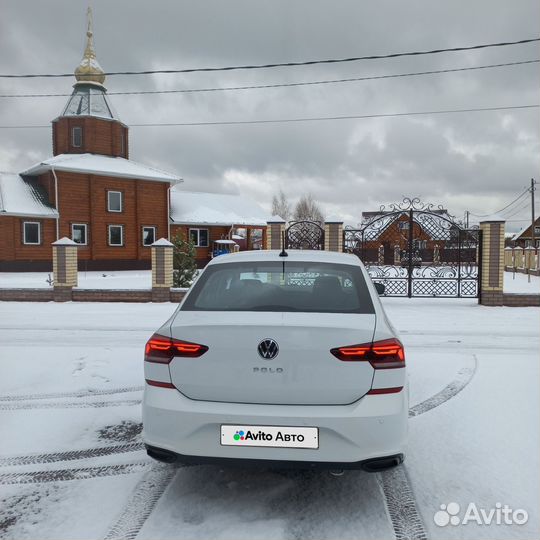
[
  {"xmin": 293, "ymin": 193, "xmax": 324, "ymax": 224},
  {"xmin": 271, "ymin": 189, "xmax": 291, "ymax": 221}
]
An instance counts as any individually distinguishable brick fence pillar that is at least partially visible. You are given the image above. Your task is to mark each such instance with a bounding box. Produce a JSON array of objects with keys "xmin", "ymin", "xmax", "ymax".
[
  {"xmin": 52, "ymin": 237, "xmax": 79, "ymax": 302},
  {"xmin": 266, "ymin": 219, "xmax": 286, "ymax": 250},
  {"xmin": 479, "ymin": 219, "xmax": 505, "ymax": 306},
  {"xmin": 151, "ymin": 238, "xmax": 174, "ymax": 302},
  {"xmin": 324, "ymin": 218, "xmax": 344, "ymax": 252}
]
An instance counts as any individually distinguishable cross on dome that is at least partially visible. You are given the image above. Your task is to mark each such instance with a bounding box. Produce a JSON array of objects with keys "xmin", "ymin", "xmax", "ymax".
[{"xmin": 74, "ymin": 7, "xmax": 106, "ymax": 87}]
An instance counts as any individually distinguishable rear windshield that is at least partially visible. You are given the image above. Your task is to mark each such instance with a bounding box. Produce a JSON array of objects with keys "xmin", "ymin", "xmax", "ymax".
[{"xmin": 181, "ymin": 261, "xmax": 374, "ymax": 313}]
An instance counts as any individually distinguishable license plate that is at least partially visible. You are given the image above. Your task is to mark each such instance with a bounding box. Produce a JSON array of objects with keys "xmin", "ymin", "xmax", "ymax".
[{"xmin": 221, "ymin": 425, "xmax": 318, "ymax": 449}]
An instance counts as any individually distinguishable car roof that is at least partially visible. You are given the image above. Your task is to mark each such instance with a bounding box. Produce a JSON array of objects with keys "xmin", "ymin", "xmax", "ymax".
[{"xmin": 207, "ymin": 249, "xmax": 361, "ymax": 266}]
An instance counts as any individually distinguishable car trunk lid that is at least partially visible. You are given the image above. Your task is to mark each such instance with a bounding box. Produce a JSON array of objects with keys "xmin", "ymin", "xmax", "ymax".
[{"xmin": 168, "ymin": 311, "xmax": 376, "ymax": 405}]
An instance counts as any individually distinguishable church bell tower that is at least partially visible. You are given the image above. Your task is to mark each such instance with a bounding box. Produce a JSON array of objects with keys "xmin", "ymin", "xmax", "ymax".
[{"xmin": 52, "ymin": 8, "xmax": 129, "ymax": 158}]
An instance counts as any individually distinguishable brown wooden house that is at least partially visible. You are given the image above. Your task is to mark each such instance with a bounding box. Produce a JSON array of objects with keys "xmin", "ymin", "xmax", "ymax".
[
  {"xmin": 358, "ymin": 209, "xmax": 467, "ymax": 265},
  {"xmin": 511, "ymin": 217, "xmax": 540, "ymax": 248},
  {"xmin": 170, "ymin": 190, "xmax": 271, "ymax": 268}
]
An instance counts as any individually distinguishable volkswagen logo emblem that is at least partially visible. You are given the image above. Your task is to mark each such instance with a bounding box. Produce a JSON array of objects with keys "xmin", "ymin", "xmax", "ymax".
[{"xmin": 257, "ymin": 339, "xmax": 279, "ymax": 360}]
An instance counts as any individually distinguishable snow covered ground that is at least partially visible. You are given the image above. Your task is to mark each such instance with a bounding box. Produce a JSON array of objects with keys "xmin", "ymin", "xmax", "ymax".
[
  {"xmin": 504, "ymin": 271, "xmax": 540, "ymax": 293},
  {"xmin": 2, "ymin": 269, "xmax": 538, "ymax": 294},
  {"xmin": 0, "ymin": 270, "xmax": 153, "ymax": 290},
  {"xmin": 0, "ymin": 299, "xmax": 538, "ymax": 539}
]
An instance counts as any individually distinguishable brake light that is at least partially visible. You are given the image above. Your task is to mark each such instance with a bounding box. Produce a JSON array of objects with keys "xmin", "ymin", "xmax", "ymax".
[
  {"xmin": 367, "ymin": 386, "xmax": 403, "ymax": 394},
  {"xmin": 144, "ymin": 333, "xmax": 208, "ymax": 363},
  {"xmin": 145, "ymin": 379, "xmax": 176, "ymax": 389},
  {"xmin": 330, "ymin": 338, "xmax": 405, "ymax": 369}
]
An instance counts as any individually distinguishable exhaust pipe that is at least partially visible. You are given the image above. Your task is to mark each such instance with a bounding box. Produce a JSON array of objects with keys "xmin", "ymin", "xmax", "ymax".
[
  {"xmin": 145, "ymin": 445, "xmax": 177, "ymax": 464},
  {"xmin": 361, "ymin": 454, "xmax": 403, "ymax": 473}
]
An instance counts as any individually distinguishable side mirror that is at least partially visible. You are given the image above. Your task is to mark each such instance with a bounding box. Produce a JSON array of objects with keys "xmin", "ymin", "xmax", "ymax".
[{"xmin": 374, "ymin": 282, "xmax": 386, "ymax": 296}]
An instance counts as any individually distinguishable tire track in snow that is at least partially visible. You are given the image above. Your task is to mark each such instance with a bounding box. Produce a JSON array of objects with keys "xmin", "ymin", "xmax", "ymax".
[
  {"xmin": 0, "ymin": 462, "xmax": 151, "ymax": 485},
  {"xmin": 0, "ymin": 355, "xmax": 474, "ymax": 540},
  {"xmin": 378, "ymin": 466, "xmax": 427, "ymax": 540},
  {"xmin": 0, "ymin": 399, "xmax": 141, "ymax": 411},
  {"xmin": 103, "ymin": 464, "xmax": 179, "ymax": 540},
  {"xmin": 408, "ymin": 355, "xmax": 477, "ymax": 418},
  {"xmin": 0, "ymin": 443, "xmax": 144, "ymax": 468},
  {"xmin": 378, "ymin": 356, "xmax": 476, "ymax": 539},
  {"xmin": 0, "ymin": 386, "xmax": 143, "ymax": 402}
]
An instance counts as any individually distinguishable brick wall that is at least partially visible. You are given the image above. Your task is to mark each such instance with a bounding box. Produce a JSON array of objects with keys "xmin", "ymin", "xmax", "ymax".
[
  {"xmin": 0, "ymin": 288, "xmax": 186, "ymax": 303},
  {"xmin": 0, "ymin": 289, "xmax": 54, "ymax": 302},
  {"xmin": 502, "ymin": 293, "xmax": 540, "ymax": 307},
  {"xmin": 72, "ymin": 289, "xmax": 153, "ymax": 302}
]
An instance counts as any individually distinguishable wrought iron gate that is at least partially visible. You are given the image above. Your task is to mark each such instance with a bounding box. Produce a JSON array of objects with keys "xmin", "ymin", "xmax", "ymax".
[
  {"xmin": 343, "ymin": 198, "xmax": 481, "ymax": 298},
  {"xmin": 285, "ymin": 221, "xmax": 325, "ymax": 250}
]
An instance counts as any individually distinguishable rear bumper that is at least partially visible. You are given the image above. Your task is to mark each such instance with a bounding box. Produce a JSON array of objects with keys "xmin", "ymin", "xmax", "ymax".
[
  {"xmin": 142, "ymin": 384, "xmax": 408, "ymax": 466},
  {"xmin": 145, "ymin": 444, "xmax": 404, "ymax": 471}
]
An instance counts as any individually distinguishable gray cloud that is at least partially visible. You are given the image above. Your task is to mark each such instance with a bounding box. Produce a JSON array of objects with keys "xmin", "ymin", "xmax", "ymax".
[{"xmin": 0, "ymin": 0, "xmax": 539, "ymax": 232}]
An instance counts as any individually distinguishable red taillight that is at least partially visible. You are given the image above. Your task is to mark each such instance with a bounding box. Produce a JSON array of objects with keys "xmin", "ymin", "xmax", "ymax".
[
  {"xmin": 367, "ymin": 386, "xmax": 403, "ymax": 395},
  {"xmin": 330, "ymin": 338, "xmax": 405, "ymax": 369},
  {"xmin": 145, "ymin": 379, "xmax": 176, "ymax": 389},
  {"xmin": 144, "ymin": 333, "xmax": 208, "ymax": 363}
]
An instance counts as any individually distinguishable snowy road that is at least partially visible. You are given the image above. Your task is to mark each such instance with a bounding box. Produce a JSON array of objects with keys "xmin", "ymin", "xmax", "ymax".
[{"xmin": 0, "ymin": 300, "xmax": 538, "ymax": 539}]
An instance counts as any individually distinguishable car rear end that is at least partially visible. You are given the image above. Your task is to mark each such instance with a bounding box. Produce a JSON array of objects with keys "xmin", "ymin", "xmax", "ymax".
[{"xmin": 142, "ymin": 250, "xmax": 407, "ymax": 470}]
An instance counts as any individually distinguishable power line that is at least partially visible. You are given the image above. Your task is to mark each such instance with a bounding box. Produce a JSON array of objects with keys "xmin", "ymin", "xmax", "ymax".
[
  {"xmin": 0, "ymin": 104, "xmax": 537, "ymax": 130},
  {"xmin": 503, "ymin": 198, "xmax": 538, "ymax": 219},
  {"xmin": 1, "ymin": 59, "xmax": 538, "ymax": 99},
  {"xmin": 470, "ymin": 188, "xmax": 531, "ymax": 217},
  {"xmin": 506, "ymin": 217, "xmax": 540, "ymax": 222},
  {"xmin": 1, "ymin": 37, "xmax": 539, "ymax": 79}
]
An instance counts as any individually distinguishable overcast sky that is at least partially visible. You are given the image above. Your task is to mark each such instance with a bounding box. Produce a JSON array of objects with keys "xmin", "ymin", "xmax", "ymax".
[{"xmin": 0, "ymin": 0, "xmax": 539, "ymax": 231}]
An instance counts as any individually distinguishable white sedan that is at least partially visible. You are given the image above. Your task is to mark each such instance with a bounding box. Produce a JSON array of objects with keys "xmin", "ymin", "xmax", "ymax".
[{"xmin": 142, "ymin": 249, "xmax": 408, "ymax": 471}]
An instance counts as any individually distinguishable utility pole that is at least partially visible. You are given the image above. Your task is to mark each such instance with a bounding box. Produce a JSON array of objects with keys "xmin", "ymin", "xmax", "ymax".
[
  {"xmin": 464, "ymin": 210, "xmax": 470, "ymax": 228},
  {"xmin": 531, "ymin": 178, "xmax": 537, "ymax": 248}
]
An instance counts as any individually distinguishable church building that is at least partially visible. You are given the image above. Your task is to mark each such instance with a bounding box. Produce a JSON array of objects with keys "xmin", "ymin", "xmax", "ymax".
[{"xmin": 0, "ymin": 11, "xmax": 271, "ymax": 272}]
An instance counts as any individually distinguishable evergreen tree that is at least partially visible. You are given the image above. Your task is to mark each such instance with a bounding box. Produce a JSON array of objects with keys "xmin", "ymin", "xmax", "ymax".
[{"xmin": 171, "ymin": 233, "xmax": 198, "ymax": 287}]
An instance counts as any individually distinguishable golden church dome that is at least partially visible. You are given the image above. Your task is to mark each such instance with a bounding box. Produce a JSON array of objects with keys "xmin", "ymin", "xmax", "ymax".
[{"xmin": 74, "ymin": 7, "xmax": 106, "ymax": 86}]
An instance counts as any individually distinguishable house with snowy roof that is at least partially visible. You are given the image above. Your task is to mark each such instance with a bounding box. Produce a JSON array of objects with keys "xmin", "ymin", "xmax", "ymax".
[
  {"xmin": 356, "ymin": 208, "xmax": 471, "ymax": 265},
  {"xmin": 511, "ymin": 217, "xmax": 540, "ymax": 248},
  {"xmin": 0, "ymin": 12, "xmax": 270, "ymax": 271},
  {"xmin": 170, "ymin": 189, "xmax": 273, "ymax": 267}
]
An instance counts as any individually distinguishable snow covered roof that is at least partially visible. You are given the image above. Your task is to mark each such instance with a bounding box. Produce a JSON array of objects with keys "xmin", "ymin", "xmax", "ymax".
[
  {"xmin": 0, "ymin": 173, "xmax": 58, "ymax": 218},
  {"xmin": 511, "ymin": 217, "xmax": 540, "ymax": 241},
  {"xmin": 21, "ymin": 154, "xmax": 181, "ymax": 183},
  {"xmin": 151, "ymin": 238, "xmax": 174, "ymax": 247},
  {"xmin": 52, "ymin": 237, "xmax": 77, "ymax": 246},
  {"xmin": 170, "ymin": 190, "xmax": 272, "ymax": 226}
]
